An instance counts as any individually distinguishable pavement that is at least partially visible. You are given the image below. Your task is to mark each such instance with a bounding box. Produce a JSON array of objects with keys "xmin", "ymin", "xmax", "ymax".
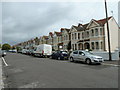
[
  {"xmin": 0, "ymin": 58, "xmax": 4, "ymax": 90},
  {"xmin": 103, "ymin": 60, "xmax": 120, "ymax": 67}
]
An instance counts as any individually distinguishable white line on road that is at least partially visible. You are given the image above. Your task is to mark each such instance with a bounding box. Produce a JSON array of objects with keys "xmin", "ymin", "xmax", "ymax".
[
  {"xmin": 102, "ymin": 63, "xmax": 120, "ymax": 67},
  {"xmin": 1, "ymin": 57, "xmax": 8, "ymax": 66}
]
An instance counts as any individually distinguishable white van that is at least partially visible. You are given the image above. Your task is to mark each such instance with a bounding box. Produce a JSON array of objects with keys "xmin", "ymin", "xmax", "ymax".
[{"xmin": 33, "ymin": 44, "xmax": 52, "ymax": 57}]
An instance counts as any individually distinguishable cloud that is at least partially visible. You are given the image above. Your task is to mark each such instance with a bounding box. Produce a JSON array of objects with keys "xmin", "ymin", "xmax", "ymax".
[
  {"xmin": 1, "ymin": 2, "xmax": 118, "ymax": 45},
  {"xmin": 2, "ymin": 2, "xmax": 74, "ymax": 45}
]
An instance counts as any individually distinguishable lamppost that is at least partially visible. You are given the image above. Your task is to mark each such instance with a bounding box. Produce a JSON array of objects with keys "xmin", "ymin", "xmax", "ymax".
[{"xmin": 104, "ymin": 0, "xmax": 112, "ymax": 61}]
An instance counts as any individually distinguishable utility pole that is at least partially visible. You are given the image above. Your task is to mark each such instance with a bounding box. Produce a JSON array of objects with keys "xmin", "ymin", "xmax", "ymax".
[{"xmin": 104, "ymin": 0, "xmax": 112, "ymax": 61}]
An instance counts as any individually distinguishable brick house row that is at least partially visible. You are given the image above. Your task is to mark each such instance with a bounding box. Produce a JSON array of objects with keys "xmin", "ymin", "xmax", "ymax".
[{"xmin": 14, "ymin": 16, "xmax": 120, "ymax": 52}]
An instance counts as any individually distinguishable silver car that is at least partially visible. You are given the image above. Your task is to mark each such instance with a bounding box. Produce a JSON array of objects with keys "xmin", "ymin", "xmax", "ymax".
[{"xmin": 69, "ymin": 50, "xmax": 104, "ymax": 64}]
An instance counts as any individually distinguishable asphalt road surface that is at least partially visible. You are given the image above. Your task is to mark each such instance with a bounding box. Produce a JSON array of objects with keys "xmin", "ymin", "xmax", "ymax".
[{"xmin": 2, "ymin": 52, "xmax": 118, "ymax": 88}]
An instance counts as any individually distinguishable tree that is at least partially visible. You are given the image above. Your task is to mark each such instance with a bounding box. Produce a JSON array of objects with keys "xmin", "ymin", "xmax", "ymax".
[
  {"xmin": 2, "ymin": 43, "xmax": 11, "ymax": 50},
  {"xmin": 16, "ymin": 47, "xmax": 22, "ymax": 52}
]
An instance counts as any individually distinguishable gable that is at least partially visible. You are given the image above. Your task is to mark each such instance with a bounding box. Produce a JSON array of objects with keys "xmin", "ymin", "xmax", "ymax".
[
  {"xmin": 53, "ymin": 33, "xmax": 57, "ymax": 37},
  {"xmin": 87, "ymin": 20, "xmax": 100, "ymax": 29},
  {"xmin": 69, "ymin": 26, "xmax": 77, "ymax": 33},
  {"xmin": 62, "ymin": 30, "xmax": 68, "ymax": 35}
]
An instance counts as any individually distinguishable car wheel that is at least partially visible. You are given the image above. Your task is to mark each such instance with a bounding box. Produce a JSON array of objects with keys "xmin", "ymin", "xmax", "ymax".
[
  {"xmin": 70, "ymin": 57, "xmax": 74, "ymax": 62},
  {"xmin": 85, "ymin": 58, "xmax": 91, "ymax": 65},
  {"xmin": 57, "ymin": 57, "xmax": 61, "ymax": 60}
]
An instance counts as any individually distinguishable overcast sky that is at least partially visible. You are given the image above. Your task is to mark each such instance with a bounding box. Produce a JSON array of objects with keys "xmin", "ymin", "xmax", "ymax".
[{"xmin": 1, "ymin": 0, "xmax": 119, "ymax": 45}]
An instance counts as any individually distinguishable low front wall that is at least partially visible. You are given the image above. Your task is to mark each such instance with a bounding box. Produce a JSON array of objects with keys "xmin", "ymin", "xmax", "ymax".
[{"xmin": 91, "ymin": 50, "xmax": 119, "ymax": 61}]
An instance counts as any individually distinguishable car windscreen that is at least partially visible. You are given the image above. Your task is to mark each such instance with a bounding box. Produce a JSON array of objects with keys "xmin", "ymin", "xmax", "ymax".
[
  {"xmin": 62, "ymin": 52, "xmax": 67, "ymax": 54},
  {"xmin": 61, "ymin": 51, "xmax": 67, "ymax": 54}
]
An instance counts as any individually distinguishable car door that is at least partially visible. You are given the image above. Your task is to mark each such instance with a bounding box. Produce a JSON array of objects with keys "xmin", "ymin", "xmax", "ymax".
[
  {"xmin": 72, "ymin": 51, "xmax": 78, "ymax": 61},
  {"xmin": 78, "ymin": 51, "xmax": 85, "ymax": 61}
]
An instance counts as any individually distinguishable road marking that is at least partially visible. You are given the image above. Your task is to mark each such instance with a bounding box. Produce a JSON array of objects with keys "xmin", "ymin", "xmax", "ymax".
[
  {"xmin": 19, "ymin": 81, "xmax": 39, "ymax": 88},
  {"xmin": 102, "ymin": 63, "xmax": 120, "ymax": 67},
  {"xmin": 1, "ymin": 57, "xmax": 8, "ymax": 66}
]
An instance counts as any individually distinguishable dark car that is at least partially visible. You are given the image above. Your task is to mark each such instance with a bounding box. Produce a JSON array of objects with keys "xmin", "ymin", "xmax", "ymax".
[{"xmin": 51, "ymin": 51, "xmax": 68, "ymax": 60}]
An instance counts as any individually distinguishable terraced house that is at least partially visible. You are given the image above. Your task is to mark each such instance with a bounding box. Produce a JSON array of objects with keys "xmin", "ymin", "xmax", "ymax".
[
  {"xmin": 70, "ymin": 16, "xmax": 119, "ymax": 52},
  {"xmin": 14, "ymin": 16, "xmax": 119, "ymax": 53},
  {"xmin": 52, "ymin": 32, "xmax": 62, "ymax": 51},
  {"xmin": 61, "ymin": 28, "xmax": 71, "ymax": 51}
]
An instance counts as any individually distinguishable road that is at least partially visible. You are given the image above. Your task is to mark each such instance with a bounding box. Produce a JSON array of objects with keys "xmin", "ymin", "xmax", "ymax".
[{"xmin": 2, "ymin": 52, "xmax": 118, "ymax": 88}]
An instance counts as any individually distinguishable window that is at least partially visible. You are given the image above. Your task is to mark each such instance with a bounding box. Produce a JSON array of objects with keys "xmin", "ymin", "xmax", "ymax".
[
  {"xmin": 91, "ymin": 29, "xmax": 94, "ymax": 36},
  {"xmin": 75, "ymin": 33, "xmax": 77, "ymax": 40},
  {"xmin": 91, "ymin": 42, "xmax": 94, "ymax": 50},
  {"xmin": 78, "ymin": 33, "xmax": 80, "ymax": 39},
  {"xmin": 64, "ymin": 36, "xmax": 65, "ymax": 40},
  {"xmin": 73, "ymin": 51, "xmax": 78, "ymax": 54},
  {"xmin": 87, "ymin": 31, "xmax": 89, "ymax": 38},
  {"xmin": 82, "ymin": 32, "xmax": 84, "ymax": 39},
  {"xmin": 72, "ymin": 34, "xmax": 74, "ymax": 40},
  {"xmin": 66, "ymin": 35, "xmax": 67, "ymax": 40},
  {"xmin": 100, "ymin": 28, "xmax": 103, "ymax": 35},
  {"xmin": 72, "ymin": 44, "xmax": 74, "ymax": 50},
  {"xmin": 95, "ymin": 28, "xmax": 98, "ymax": 36},
  {"xmin": 75, "ymin": 44, "xmax": 77, "ymax": 50},
  {"xmin": 96, "ymin": 42, "xmax": 99, "ymax": 50},
  {"xmin": 101, "ymin": 42, "xmax": 103, "ymax": 49},
  {"xmin": 79, "ymin": 51, "xmax": 84, "ymax": 55}
]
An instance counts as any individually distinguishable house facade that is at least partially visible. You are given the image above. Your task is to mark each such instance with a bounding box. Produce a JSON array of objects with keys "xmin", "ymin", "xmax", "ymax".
[
  {"xmin": 14, "ymin": 16, "xmax": 119, "ymax": 53},
  {"xmin": 52, "ymin": 32, "xmax": 62, "ymax": 51},
  {"xmin": 69, "ymin": 17, "xmax": 119, "ymax": 52},
  {"xmin": 61, "ymin": 28, "xmax": 70, "ymax": 51},
  {"xmin": 47, "ymin": 32, "xmax": 53, "ymax": 45}
]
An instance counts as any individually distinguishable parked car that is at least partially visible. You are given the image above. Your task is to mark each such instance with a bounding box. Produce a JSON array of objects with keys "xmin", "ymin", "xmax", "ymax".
[
  {"xmin": 69, "ymin": 50, "xmax": 104, "ymax": 64},
  {"xmin": 0, "ymin": 49, "xmax": 6, "ymax": 57},
  {"xmin": 8, "ymin": 49, "xmax": 17, "ymax": 53},
  {"xmin": 22, "ymin": 49, "xmax": 27, "ymax": 54},
  {"xmin": 27, "ymin": 49, "xmax": 34, "ymax": 55},
  {"xmin": 51, "ymin": 51, "xmax": 68, "ymax": 60}
]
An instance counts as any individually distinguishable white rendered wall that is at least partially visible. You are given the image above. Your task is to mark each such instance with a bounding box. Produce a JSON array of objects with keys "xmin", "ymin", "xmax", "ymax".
[
  {"xmin": 118, "ymin": 1, "xmax": 120, "ymax": 52},
  {"xmin": 92, "ymin": 50, "xmax": 119, "ymax": 60},
  {"xmin": 104, "ymin": 17, "xmax": 119, "ymax": 52}
]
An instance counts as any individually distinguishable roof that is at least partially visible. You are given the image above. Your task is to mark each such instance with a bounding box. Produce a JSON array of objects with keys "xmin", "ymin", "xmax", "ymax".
[
  {"xmin": 94, "ymin": 16, "xmax": 112, "ymax": 26},
  {"xmin": 43, "ymin": 36, "xmax": 48, "ymax": 40},
  {"xmin": 72, "ymin": 16, "xmax": 112, "ymax": 31},
  {"xmin": 49, "ymin": 32, "xmax": 53, "ymax": 37},
  {"xmin": 55, "ymin": 32, "xmax": 62, "ymax": 36},
  {"xmin": 61, "ymin": 28, "xmax": 70, "ymax": 32}
]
